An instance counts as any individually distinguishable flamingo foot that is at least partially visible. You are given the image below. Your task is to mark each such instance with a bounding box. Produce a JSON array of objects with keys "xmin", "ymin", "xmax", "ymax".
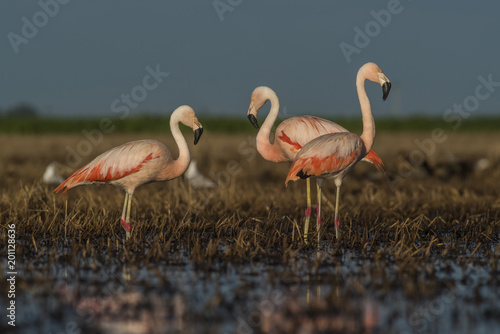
[{"xmin": 120, "ymin": 219, "xmax": 131, "ymax": 233}]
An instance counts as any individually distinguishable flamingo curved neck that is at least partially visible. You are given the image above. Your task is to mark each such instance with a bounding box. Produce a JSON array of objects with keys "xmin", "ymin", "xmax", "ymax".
[
  {"xmin": 164, "ymin": 113, "xmax": 191, "ymax": 179},
  {"xmin": 256, "ymin": 91, "xmax": 287, "ymax": 162},
  {"xmin": 356, "ymin": 74, "xmax": 375, "ymax": 153}
]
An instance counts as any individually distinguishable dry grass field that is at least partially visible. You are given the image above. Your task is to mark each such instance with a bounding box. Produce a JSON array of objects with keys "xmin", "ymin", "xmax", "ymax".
[{"xmin": 1, "ymin": 132, "xmax": 500, "ymax": 333}]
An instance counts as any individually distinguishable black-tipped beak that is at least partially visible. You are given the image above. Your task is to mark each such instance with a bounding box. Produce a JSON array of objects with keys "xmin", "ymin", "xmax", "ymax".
[
  {"xmin": 382, "ymin": 82, "xmax": 392, "ymax": 101},
  {"xmin": 247, "ymin": 114, "xmax": 260, "ymax": 129},
  {"xmin": 194, "ymin": 128, "xmax": 203, "ymax": 145}
]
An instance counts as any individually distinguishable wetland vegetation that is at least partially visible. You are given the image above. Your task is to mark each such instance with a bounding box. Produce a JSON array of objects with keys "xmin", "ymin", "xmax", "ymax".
[{"xmin": 0, "ymin": 127, "xmax": 499, "ymax": 333}]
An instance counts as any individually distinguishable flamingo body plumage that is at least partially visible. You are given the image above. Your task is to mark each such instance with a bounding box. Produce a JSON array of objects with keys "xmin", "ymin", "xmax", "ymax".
[
  {"xmin": 248, "ymin": 89, "xmax": 383, "ymax": 167},
  {"xmin": 286, "ymin": 133, "xmax": 366, "ymax": 186},
  {"xmin": 55, "ymin": 140, "xmax": 171, "ymax": 195},
  {"xmin": 54, "ymin": 105, "xmax": 203, "ymax": 239}
]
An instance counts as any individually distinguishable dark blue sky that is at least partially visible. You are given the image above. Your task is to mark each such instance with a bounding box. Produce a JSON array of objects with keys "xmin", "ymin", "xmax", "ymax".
[{"xmin": 1, "ymin": 1, "xmax": 499, "ymax": 118}]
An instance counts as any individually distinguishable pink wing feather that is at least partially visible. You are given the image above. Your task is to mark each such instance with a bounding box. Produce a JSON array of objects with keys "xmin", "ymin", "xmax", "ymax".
[
  {"xmin": 54, "ymin": 140, "xmax": 164, "ymax": 196},
  {"xmin": 285, "ymin": 133, "xmax": 364, "ymax": 184},
  {"xmin": 276, "ymin": 116, "xmax": 384, "ymax": 171},
  {"xmin": 276, "ymin": 116, "xmax": 348, "ymax": 156},
  {"xmin": 363, "ymin": 149, "xmax": 384, "ymax": 172}
]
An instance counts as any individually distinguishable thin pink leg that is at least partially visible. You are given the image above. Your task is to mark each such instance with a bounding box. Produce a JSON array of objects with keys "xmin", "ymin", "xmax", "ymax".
[
  {"xmin": 315, "ymin": 205, "xmax": 323, "ymax": 227},
  {"xmin": 305, "ymin": 206, "xmax": 312, "ymax": 218},
  {"xmin": 120, "ymin": 193, "xmax": 131, "ymax": 239},
  {"xmin": 316, "ymin": 180, "xmax": 323, "ymax": 245},
  {"xmin": 304, "ymin": 178, "xmax": 312, "ymax": 243},
  {"xmin": 334, "ymin": 186, "xmax": 341, "ymax": 240}
]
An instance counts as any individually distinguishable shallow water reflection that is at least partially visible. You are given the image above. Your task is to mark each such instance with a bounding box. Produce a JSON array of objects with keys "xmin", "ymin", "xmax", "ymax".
[{"xmin": 2, "ymin": 248, "xmax": 499, "ymax": 334}]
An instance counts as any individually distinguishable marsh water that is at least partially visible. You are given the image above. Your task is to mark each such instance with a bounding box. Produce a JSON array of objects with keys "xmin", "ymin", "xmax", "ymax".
[{"xmin": 2, "ymin": 242, "xmax": 499, "ymax": 334}]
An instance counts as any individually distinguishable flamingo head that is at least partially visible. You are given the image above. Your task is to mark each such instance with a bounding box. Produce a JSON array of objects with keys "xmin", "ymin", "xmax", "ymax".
[
  {"xmin": 177, "ymin": 105, "xmax": 204, "ymax": 145},
  {"xmin": 247, "ymin": 86, "xmax": 274, "ymax": 129},
  {"xmin": 360, "ymin": 62, "xmax": 392, "ymax": 101}
]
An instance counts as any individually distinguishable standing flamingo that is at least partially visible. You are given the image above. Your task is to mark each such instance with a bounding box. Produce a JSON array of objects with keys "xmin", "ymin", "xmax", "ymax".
[
  {"xmin": 285, "ymin": 62, "xmax": 391, "ymax": 242},
  {"xmin": 54, "ymin": 105, "xmax": 203, "ymax": 240},
  {"xmin": 247, "ymin": 86, "xmax": 386, "ymax": 243}
]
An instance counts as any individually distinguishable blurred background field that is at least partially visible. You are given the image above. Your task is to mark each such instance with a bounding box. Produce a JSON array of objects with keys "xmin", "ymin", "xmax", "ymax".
[{"xmin": 2, "ymin": 114, "xmax": 500, "ymax": 134}]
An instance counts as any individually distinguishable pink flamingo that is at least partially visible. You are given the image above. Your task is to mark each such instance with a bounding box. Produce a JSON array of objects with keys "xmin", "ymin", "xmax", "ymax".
[
  {"xmin": 247, "ymin": 86, "xmax": 386, "ymax": 243},
  {"xmin": 285, "ymin": 62, "xmax": 391, "ymax": 242},
  {"xmin": 54, "ymin": 105, "xmax": 203, "ymax": 240}
]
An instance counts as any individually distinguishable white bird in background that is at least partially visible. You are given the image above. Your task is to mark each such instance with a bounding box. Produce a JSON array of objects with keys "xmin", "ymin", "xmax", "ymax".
[
  {"xmin": 42, "ymin": 162, "xmax": 65, "ymax": 185},
  {"xmin": 184, "ymin": 160, "xmax": 217, "ymax": 189}
]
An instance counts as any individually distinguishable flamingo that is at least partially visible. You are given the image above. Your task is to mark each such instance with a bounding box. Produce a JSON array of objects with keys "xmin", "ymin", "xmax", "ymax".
[
  {"xmin": 285, "ymin": 62, "xmax": 391, "ymax": 242},
  {"xmin": 247, "ymin": 86, "xmax": 386, "ymax": 243},
  {"xmin": 54, "ymin": 105, "xmax": 203, "ymax": 240}
]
